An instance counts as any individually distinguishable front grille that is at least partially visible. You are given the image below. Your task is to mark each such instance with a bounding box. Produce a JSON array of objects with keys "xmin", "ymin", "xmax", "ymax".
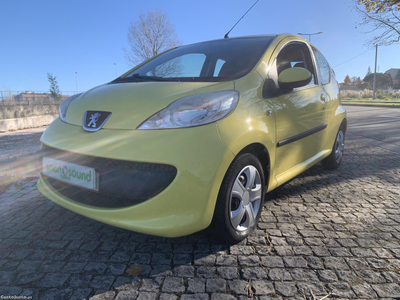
[{"xmin": 39, "ymin": 147, "xmax": 177, "ymax": 208}]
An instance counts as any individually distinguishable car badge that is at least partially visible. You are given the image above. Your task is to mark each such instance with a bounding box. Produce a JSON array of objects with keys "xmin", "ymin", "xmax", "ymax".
[{"xmin": 83, "ymin": 111, "xmax": 112, "ymax": 132}]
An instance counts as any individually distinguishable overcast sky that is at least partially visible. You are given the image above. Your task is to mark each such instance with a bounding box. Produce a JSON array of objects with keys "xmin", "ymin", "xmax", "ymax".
[{"xmin": 1, "ymin": 0, "xmax": 399, "ymax": 94}]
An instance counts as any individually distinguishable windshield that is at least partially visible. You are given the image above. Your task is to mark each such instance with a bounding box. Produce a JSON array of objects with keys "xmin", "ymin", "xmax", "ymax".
[{"xmin": 114, "ymin": 36, "xmax": 274, "ymax": 83}]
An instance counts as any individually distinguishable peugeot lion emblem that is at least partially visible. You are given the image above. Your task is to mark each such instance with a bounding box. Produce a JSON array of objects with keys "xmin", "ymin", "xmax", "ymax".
[{"xmin": 83, "ymin": 111, "xmax": 112, "ymax": 132}]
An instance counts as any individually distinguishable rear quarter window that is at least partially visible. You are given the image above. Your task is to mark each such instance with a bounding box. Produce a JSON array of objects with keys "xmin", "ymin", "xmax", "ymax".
[{"xmin": 312, "ymin": 47, "xmax": 330, "ymax": 85}]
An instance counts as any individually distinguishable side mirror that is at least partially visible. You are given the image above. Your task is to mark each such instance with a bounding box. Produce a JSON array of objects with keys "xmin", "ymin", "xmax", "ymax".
[{"xmin": 278, "ymin": 67, "xmax": 312, "ymax": 90}]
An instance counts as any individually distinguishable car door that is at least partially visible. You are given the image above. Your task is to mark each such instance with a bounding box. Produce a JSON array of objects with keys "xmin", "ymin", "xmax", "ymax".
[{"xmin": 266, "ymin": 41, "xmax": 328, "ymax": 181}]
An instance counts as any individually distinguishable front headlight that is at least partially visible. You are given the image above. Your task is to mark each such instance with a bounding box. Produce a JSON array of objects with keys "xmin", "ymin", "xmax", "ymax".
[
  {"xmin": 59, "ymin": 93, "xmax": 82, "ymax": 122},
  {"xmin": 138, "ymin": 90, "xmax": 239, "ymax": 129}
]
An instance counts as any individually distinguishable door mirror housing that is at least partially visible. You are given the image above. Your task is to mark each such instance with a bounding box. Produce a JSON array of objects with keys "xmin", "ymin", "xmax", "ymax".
[{"xmin": 278, "ymin": 67, "xmax": 312, "ymax": 90}]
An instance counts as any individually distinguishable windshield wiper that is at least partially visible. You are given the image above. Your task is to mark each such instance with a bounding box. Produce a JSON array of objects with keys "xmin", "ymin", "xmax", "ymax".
[
  {"xmin": 112, "ymin": 74, "xmax": 180, "ymax": 83},
  {"xmin": 132, "ymin": 74, "xmax": 180, "ymax": 82}
]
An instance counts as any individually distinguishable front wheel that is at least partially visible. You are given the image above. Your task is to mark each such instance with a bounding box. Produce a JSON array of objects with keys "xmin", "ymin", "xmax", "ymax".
[
  {"xmin": 322, "ymin": 125, "xmax": 345, "ymax": 170},
  {"xmin": 211, "ymin": 153, "xmax": 265, "ymax": 244}
]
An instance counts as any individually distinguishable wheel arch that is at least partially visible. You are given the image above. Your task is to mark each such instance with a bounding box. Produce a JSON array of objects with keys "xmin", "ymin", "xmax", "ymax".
[{"xmin": 237, "ymin": 143, "xmax": 271, "ymax": 189}]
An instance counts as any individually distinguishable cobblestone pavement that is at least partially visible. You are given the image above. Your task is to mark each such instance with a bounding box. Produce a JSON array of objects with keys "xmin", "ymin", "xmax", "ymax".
[{"xmin": 1, "ymin": 123, "xmax": 400, "ymax": 299}]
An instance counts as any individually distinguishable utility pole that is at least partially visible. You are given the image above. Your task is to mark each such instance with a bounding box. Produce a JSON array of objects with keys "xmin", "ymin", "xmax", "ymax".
[
  {"xmin": 114, "ymin": 63, "xmax": 118, "ymax": 77},
  {"xmin": 372, "ymin": 44, "xmax": 378, "ymax": 100}
]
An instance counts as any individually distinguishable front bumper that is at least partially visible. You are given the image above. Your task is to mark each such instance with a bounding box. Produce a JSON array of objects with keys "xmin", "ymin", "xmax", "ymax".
[{"xmin": 38, "ymin": 118, "xmax": 235, "ymax": 237}]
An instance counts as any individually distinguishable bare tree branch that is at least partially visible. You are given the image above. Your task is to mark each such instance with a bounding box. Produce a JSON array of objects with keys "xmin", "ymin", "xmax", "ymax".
[
  {"xmin": 123, "ymin": 7, "xmax": 180, "ymax": 66},
  {"xmin": 355, "ymin": 1, "xmax": 400, "ymax": 46}
]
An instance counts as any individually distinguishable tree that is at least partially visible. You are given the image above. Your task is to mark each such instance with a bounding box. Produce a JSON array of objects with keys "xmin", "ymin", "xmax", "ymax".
[
  {"xmin": 355, "ymin": 1, "xmax": 400, "ymax": 46},
  {"xmin": 123, "ymin": 7, "xmax": 180, "ymax": 66},
  {"xmin": 344, "ymin": 75, "xmax": 351, "ymax": 85},
  {"xmin": 47, "ymin": 73, "xmax": 62, "ymax": 102},
  {"xmin": 363, "ymin": 72, "xmax": 392, "ymax": 89},
  {"xmin": 366, "ymin": 66, "xmax": 372, "ymax": 76},
  {"xmin": 358, "ymin": 0, "xmax": 400, "ymax": 13}
]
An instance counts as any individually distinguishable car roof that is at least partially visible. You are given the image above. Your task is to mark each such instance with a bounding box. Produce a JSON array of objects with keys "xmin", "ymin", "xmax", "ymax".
[{"xmin": 181, "ymin": 34, "xmax": 308, "ymax": 48}]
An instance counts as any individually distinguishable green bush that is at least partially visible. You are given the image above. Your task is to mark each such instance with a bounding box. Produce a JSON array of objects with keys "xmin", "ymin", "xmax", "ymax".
[{"xmin": 376, "ymin": 90, "xmax": 386, "ymax": 99}]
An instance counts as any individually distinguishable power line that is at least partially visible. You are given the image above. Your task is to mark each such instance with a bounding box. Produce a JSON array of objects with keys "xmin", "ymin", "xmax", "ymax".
[{"xmin": 332, "ymin": 49, "xmax": 372, "ymax": 68}]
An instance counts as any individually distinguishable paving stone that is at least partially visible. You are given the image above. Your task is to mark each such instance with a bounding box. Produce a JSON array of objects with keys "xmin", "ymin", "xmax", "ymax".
[
  {"xmin": 130, "ymin": 253, "xmax": 151, "ymax": 264},
  {"xmin": 216, "ymin": 255, "xmax": 237, "ymax": 266},
  {"xmin": 261, "ymin": 256, "xmax": 284, "ymax": 268},
  {"xmin": 217, "ymin": 267, "xmax": 238, "ymax": 279},
  {"xmin": 283, "ymin": 256, "xmax": 307, "ymax": 268},
  {"xmin": 229, "ymin": 245, "xmax": 254, "ymax": 255},
  {"xmin": 383, "ymin": 271, "xmax": 400, "ymax": 283},
  {"xmin": 336, "ymin": 270, "xmax": 358, "ymax": 283},
  {"xmin": 268, "ymin": 268, "xmax": 292, "ymax": 281},
  {"xmin": 38, "ymin": 273, "xmax": 70, "ymax": 287},
  {"xmin": 113, "ymin": 277, "xmax": 140, "ymax": 291},
  {"xmin": 39, "ymin": 288, "xmax": 73, "ymax": 300},
  {"xmin": 115, "ymin": 290, "xmax": 139, "ymax": 300},
  {"xmin": 228, "ymin": 280, "xmax": 248, "ymax": 295},
  {"xmin": 297, "ymin": 282, "xmax": 327, "ymax": 297},
  {"xmin": 238, "ymin": 256, "xmax": 259, "ymax": 268},
  {"xmin": 317, "ymin": 269, "xmax": 338, "ymax": 282},
  {"xmin": 158, "ymin": 294, "xmax": 177, "ymax": 300},
  {"xmin": 0, "ymin": 286, "xmax": 22, "ymax": 296},
  {"xmin": 84, "ymin": 262, "xmax": 108, "ymax": 274},
  {"xmin": 173, "ymin": 265, "xmax": 194, "ymax": 277},
  {"xmin": 290, "ymin": 268, "xmax": 318, "ymax": 281},
  {"xmin": 187, "ymin": 278, "xmax": 206, "ymax": 293},
  {"xmin": 140, "ymin": 277, "xmax": 163, "ymax": 292},
  {"xmin": 328, "ymin": 282, "xmax": 356, "ymax": 298},
  {"xmin": 206, "ymin": 278, "xmax": 226, "ymax": 293},
  {"xmin": 357, "ymin": 270, "xmax": 387, "ymax": 283},
  {"xmin": 274, "ymin": 282, "xmax": 297, "ymax": 297},
  {"xmin": 69, "ymin": 274, "xmax": 92, "ymax": 289},
  {"xmin": 240, "ymin": 267, "xmax": 267, "ymax": 279},
  {"xmin": 323, "ymin": 257, "xmax": 350, "ymax": 270},
  {"xmin": 305, "ymin": 256, "xmax": 324, "ymax": 269},
  {"xmin": 149, "ymin": 265, "xmax": 172, "ymax": 277},
  {"xmin": 20, "ymin": 288, "xmax": 40, "ymax": 299},
  {"xmin": 151, "ymin": 253, "xmax": 172, "ymax": 265},
  {"xmin": 62, "ymin": 261, "xmax": 87, "ymax": 273},
  {"xmin": 352, "ymin": 283, "xmax": 378, "ymax": 298},
  {"xmin": 172, "ymin": 254, "xmax": 192, "ymax": 265},
  {"xmin": 274, "ymin": 246, "xmax": 294, "ymax": 256},
  {"xmin": 371, "ymin": 283, "xmax": 400, "ymax": 298},
  {"xmin": 210, "ymin": 293, "xmax": 235, "ymax": 300},
  {"xmin": 162, "ymin": 277, "xmax": 185, "ymax": 293},
  {"xmin": 197, "ymin": 266, "xmax": 217, "ymax": 278},
  {"xmin": 181, "ymin": 294, "xmax": 209, "ymax": 300},
  {"xmin": 105, "ymin": 264, "xmax": 126, "ymax": 275},
  {"xmin": 173, "ymin": 243, "xmax": 193, "ymax": 253},
  {"xmin": 89, "ymin": 291, "xmax": 116, "ymax": 300},
  {"xmin": 70, "ymin": 288, "xmax": 92, "ymax": 300},
  {"xmin": 90, "ymin": 275, "xmax": 115, "ymax": 290},
  {"xmin": 252, "ymin": 280, "xmax": 274, "ymax": 295},
  {"xmin": 345, "ymin": 257, "xmax": 369, "ymax": 269}
]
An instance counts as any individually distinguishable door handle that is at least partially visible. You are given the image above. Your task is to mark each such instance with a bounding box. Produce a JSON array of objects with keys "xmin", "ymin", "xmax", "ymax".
[{"xmin": 320, "ymin": 94, "xmax": 326, "ymax": 102}]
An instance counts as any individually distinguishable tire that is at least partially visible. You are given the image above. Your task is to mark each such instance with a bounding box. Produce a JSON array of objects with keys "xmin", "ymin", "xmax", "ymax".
[
  {"xmin": 211, "ymin": 153, "xmax": 265, "ymax": 244},
  {"xmin": 322, "ymin": 125, "xmax": 345, "ymax": 170}
]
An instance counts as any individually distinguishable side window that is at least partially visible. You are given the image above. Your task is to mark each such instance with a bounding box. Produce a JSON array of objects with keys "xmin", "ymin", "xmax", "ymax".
[
  {"xmin": 276, "ymin": 42, "xmax": 317, "ymax": 86},
  {"xmin": 214, "ymin": 59, "xmax": 226, "ymax": 77},
  {"xmin": 312, "ymin": 47, "xmax": 330, "ymax": 85}
]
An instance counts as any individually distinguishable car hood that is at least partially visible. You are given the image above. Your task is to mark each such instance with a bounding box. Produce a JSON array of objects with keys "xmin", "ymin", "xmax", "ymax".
[{"xmin": 66, "ymin": 81, "xmax": 235, "ymax": 130}]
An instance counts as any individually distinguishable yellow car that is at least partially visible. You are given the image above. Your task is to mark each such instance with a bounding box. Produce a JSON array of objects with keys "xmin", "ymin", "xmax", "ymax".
[{"xmin": 37, "ymin": 34, "xmax": 346, "ymax": 243}]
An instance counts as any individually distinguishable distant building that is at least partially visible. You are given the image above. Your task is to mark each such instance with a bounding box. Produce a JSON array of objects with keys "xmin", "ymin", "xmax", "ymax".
[
  {"xmin": 12, "ymin": 91, "xmax": 69, "ymax": 102},
  {"xmin": 385, "ymin": 68, "xmax": 400, "ymax": 85}
]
